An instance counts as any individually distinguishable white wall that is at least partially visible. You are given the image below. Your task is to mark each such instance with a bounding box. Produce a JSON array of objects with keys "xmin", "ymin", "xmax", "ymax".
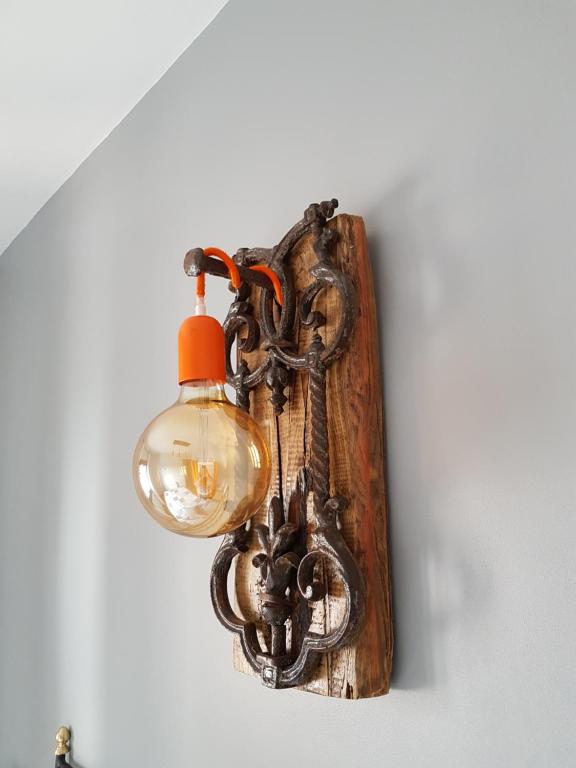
[{"xmin": 1, "ymin": 1, "xmax": 575, "ymax": 766}]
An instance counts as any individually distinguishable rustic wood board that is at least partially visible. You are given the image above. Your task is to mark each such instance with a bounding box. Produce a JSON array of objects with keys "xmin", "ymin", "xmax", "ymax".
[{"xmin": 233, "ymin": 214, "xmax": 393, "ymax": 698}]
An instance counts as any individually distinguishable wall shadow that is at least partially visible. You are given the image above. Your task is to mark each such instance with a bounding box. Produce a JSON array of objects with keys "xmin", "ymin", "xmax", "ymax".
[{"xmin": 365, "ymin": 177, "xmax": 493, "ymax": 691}]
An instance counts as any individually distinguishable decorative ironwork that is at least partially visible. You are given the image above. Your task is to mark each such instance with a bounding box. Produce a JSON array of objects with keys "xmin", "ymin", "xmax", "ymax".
[{"xmin": 189, "ymin": 200, "xmax": 365, "ymax": 689}]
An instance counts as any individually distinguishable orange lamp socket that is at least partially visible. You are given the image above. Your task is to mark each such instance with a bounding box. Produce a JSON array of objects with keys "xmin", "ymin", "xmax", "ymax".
[{"xmin": 178, "ymin": 314, "xmax": 226, "ymax": 384}]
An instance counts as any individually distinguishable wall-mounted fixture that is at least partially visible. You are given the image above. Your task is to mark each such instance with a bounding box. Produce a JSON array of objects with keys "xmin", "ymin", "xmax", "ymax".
[{"xmin": 134, "ymin": 200, "xmax": 393, "ymax": 698}]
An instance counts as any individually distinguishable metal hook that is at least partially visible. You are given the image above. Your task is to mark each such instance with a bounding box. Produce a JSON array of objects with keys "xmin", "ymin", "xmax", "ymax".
[{"xmin": 192, "ymin": 248, "xmax": 282, "ymax": 305}]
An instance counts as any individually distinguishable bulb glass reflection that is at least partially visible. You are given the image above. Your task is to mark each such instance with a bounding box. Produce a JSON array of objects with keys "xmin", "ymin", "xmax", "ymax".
[{"xmin": 133, "ymin": 381, "xmax": 270, "ymax": 537}]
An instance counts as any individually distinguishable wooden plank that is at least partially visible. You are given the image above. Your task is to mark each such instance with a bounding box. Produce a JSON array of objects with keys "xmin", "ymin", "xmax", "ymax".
[{"xmin": 233, "ymin": 214, "xmax": 393, "ymax": 698}]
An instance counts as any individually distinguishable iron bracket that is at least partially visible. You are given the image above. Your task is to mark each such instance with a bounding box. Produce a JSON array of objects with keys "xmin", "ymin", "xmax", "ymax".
[{"xmin": 185, "ymin": 199, "xmax": 365, "ymax": 689}]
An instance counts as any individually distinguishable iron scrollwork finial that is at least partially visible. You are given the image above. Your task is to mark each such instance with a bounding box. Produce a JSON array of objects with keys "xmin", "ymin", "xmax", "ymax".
[{"xmin": 209, "ymin": 200, "xmax": 365, "ymax": 689}]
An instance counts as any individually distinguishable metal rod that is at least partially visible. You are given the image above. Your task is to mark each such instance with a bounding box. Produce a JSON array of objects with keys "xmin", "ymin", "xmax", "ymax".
[
  {"xmin": 309, "ymin": 347, "xmax": 330, "ymax": 515},
  {"xmin": 183, "ymin": 248, "xmax": 276, "ymax": 291}
]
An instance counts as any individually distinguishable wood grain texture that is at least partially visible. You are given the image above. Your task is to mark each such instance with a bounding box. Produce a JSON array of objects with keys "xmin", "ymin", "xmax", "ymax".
[{"xmin": 233, "ymin": 214, "xmax": 393, "ymax": 698}]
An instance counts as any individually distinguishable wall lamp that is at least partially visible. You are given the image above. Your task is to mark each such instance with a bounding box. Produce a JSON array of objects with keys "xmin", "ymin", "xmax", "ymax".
[{"xmin": 133, "ymin": 200, "xmax": 393, "ymax": 698}]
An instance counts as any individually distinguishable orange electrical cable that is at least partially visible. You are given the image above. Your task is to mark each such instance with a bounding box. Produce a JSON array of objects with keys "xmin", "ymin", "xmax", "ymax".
[
  {"xmin": 249, "ymin": 265, "xmax": 283, "ymax": 305},
  {"xmin": 195, "ymin": 248, "xmax": 280, "ymax": 303},
  {"xmin": 203, "ymin": 247, "xmax": 241, "ymax": 290}
]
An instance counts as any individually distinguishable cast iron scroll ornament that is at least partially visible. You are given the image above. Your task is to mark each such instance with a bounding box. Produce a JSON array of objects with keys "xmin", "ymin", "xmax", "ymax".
[{"xmin": 187, "ymin": 200, "xmax": 365, "ymax": 689}]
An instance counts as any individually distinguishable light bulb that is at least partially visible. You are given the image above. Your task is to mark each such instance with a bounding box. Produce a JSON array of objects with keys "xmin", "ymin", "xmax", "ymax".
[{"xmin": 133, "ymin": 312, "xmax": 271, "ymax": 537}]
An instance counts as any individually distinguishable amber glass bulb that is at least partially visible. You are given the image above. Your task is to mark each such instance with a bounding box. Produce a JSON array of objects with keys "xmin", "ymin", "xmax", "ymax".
[{"xmin": 133, "ymin": 381, "xmax": 271, "ymax": 537}]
